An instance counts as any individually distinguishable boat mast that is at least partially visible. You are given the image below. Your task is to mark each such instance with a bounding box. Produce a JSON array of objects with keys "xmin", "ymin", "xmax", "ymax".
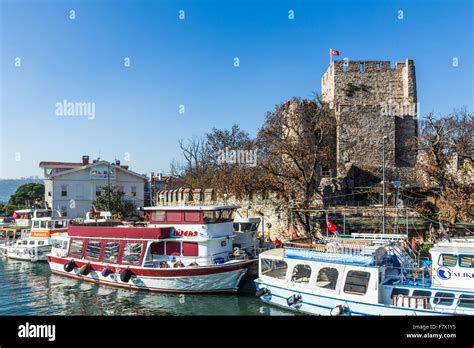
[{"xmin": 382, "ymin": 135, "xmax": 387, "ymax": 235}]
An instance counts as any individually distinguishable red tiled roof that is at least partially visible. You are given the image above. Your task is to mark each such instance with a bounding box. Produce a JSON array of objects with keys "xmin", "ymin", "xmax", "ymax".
[{"xmin": 39, "ymin": 161, "xmax": 83, "ymax": 167}]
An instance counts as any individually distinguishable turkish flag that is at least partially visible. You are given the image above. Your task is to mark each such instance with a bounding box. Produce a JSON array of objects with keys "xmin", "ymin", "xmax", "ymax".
[
  {"xmin": 91, "ymin": 205, "xmax": 97, "ymax": 219},
  {"xmin": 326, "ymin": 216, "xmax": 337, "ymax": 234},
  {"xmin": 291, "ymin": 225, "xmax": 300, "ymax": 239},
  {"xmin": 330, "ymin": 49, "xmax": 340, "ymax": 56}
]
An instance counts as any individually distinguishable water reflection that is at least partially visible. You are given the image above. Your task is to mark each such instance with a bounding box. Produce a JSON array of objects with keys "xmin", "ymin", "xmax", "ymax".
[{"xmin": 0, "ymin": 259, "xmax": 294, "ymax": 316}]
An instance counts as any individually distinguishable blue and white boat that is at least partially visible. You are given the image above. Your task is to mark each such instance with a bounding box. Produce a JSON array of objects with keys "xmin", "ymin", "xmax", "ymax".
[{"xmin": 254, "ymin": 236, "xmax": 474, "ymax": 315}]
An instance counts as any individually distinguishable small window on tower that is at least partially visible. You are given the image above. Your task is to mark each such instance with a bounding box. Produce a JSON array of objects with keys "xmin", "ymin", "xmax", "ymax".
[
  {"xmin": 359, "ymin": 63, "xmax": 364, "ymax": 73},
  {"xmin": 342, "ymin": 64, "xmax": 347, "ymax": 73},
  {"xmin": 376, "ymin": 62, "xmax": 381, "ymax": 71}
]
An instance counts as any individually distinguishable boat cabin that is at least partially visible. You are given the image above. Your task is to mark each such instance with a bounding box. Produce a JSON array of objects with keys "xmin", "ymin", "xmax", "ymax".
[
  {"xmin": 30, "ymin": 210, "xmax": 69, "ymax": 238},
  {"xmin": 13, "ymin": 209, "xmax": 51, "ymax": 227}
]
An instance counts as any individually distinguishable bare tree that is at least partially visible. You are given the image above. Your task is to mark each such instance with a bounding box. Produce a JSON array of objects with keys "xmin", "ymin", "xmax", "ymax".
[
  {"xmin": 417, "ymin": 110, "xmax": 473, "ymax": 223},
  {"xmin": 256, "ymin": 96, "xmax": 336, "ymax": 238}
]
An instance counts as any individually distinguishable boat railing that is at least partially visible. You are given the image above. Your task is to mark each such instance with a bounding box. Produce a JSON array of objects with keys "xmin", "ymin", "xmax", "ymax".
[
  {"xmin": 388, "ymin": 265, "xmax": 431, "ymax": 288},
  {"xmin": 284, "ymin": 242, "xmax": 366, "ymax": 255},
  {"xmin": 392, "ymin": 294, "xmax": 430, "ymax": 309}
]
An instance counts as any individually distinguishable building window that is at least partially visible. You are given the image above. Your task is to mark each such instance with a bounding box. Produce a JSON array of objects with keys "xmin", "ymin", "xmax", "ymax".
[
  {"xmin": 69, "ymin": 239, "xmax": 85, "ymax": 258},
  {"xmin": 261, "ymin": 259, "xmax": 288, "ymax": 280},
  {"xmin": 433, "ymin": 292, "xmax": 455, "ymax": 306},
  {"xmin": 321, "ymin": 166, "xmax": 331, "ymax": 178},
  {"xmin": 316, "ymin": 267, "xmax": 339, "ymax": 289},
  {"xmin": 61, "ymin": 185, "xmax": 67, "ymax": 197},
  {"xmin": 95, "ymin": 186, "xmax": 102, "ymax": 198},
  {"xmin": 459, "ymin": 255, "xmax": 474, "ymax": 267},
  {"xmin": 343, "ymin": 270, "xmax": 370, "ymax": 295},
  {"xmin": 131, "ymin": 186, "xmax": 137, "ymax": 197},
  {"xmin": 85, "ymin": 241, "xmax": 102, "ymax": 261},
  {"xmin": 76, "ymin": 184, "xmax": 84, "ymax": 198},
  {"xmin": 458, "ymin": 295, "xmax": 474, "ymax": 308},
  {"xmin": 439, "ymin": 254, "xmax": 457, "ymax": 267},
  {"xmin": 60, "ymin": 206, "xmax": 68, "ymax": 217},
  {"xmin": 103, "ymin": 242, "xmax": 120, "ymax": 263},
  {"xmin": 122, "ymin": 243, "xmax": 143, "ymax": 265},
  {"xmin": 291, "ymin": 264, "xmax": 311, "ymax": 284}
]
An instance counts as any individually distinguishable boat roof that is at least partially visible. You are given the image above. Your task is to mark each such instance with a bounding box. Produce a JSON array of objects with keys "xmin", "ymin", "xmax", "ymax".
[
  {"xmin": 430, "ymin": 240, "xmax": 474, "ymax": 254},
  {"xmin": 143, "ymin": 205, "xmax": 240, "ymax": 211},
  {"xmin": 15, "ymin": 209, "xmax": 49, "ymax": 213},
  {"xmin": 259, "ymin": 248, "xmax": 285, "ymax": 259},
  {"xmin": 234, "ymin": 216, "xmax": 261, "ymax": 223}
]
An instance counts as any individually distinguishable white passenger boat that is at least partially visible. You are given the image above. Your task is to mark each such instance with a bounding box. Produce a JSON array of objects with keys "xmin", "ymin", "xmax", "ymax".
[
  {"xmin": 7, "ymin": 211, "xmax": 69, "ymax": 262},
  {"xmin": 255, "ymin": 236, "xmax": 474, "ymax": 315},
  {"xmin": 47, "ymin": 206, "xmax": 256, "ymax": 293}
]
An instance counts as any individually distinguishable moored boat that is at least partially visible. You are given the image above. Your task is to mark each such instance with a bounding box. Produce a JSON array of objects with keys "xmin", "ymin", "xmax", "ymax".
[
  {"xmin": 47, "ymin": 205, "xmax": 256, "ymax": 293},
  {"xmin": 255, "ymin": 236, "xmax": 474, "ymax": 315},
  {"xmin": 6, "ymin": 210, "xmax": 69, "ymax": 262}
]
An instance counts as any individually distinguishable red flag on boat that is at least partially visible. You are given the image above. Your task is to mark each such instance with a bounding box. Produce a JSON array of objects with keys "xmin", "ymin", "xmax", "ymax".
[
  {"xmin": 274, "ymin": 238, "xmax": 282, "ymax": 247},
  {"xmin": 326, "ymin": 216, "xmax": 338, "ymax": 234},
  {"xmin": 330, "ymin": 49, "xmax": 340, "ymax": 56},
  {"xmin": 291, "ymin": 225, "xmax": 300, "ymax": 239},
  {"xmin": 91, "ymin": 205, "xmax": 97, "ymax": 219}
]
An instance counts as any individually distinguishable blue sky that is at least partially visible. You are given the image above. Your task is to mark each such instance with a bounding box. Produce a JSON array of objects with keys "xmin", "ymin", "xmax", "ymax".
[{"xmin": 1, "ymin": 0, "xmax": 472, "ymax": 178}]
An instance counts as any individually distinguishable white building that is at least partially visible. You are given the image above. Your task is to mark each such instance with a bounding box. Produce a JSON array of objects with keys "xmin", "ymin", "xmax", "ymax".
[{"xmin": 40, "ymin": 155, "xmax": 147, "ymax": 218}]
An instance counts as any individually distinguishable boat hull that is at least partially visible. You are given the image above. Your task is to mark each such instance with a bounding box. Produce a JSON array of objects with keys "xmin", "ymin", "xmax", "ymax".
[
  {"xmin": 255, "ymin": 280, "xmax": 450, "ymax": 316},
  {"xmin": 48, "ymin": 256, "xmax": 256, "ymax": 293},
  {"xmin": 6, "ymin": 245, "xmax": 51, "ymax": 262}
]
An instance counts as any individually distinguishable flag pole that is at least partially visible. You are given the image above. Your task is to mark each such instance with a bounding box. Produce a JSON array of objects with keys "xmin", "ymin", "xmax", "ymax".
[
  {"xmin": 329, "ymin": 48, "xmax": 332, "ymax": 65},
  {"xmin": 325, "ymin": 211, "xmax": 328, "ymax": 239}
]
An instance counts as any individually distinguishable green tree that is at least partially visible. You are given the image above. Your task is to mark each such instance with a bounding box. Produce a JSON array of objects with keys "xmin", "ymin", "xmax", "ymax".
[
  {"xmin": 5, "ymin": 183, "xmax": 45, "ymax": 215},
  {"xmin": 93, "ymin": 185, "xmax": 137, "ymax": 219}
]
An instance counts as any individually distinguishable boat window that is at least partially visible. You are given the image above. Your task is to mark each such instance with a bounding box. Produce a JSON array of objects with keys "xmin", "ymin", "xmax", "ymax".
[
  {"xmin": 433, "ymin": 292, "xmax": 455, "ymax": 306},
  {"xmin": 240, "ymin": 223, "xmax": 253, "ymax": 232},
  {"xmin": 22, "ymin": 240, "xmax": 27, "ymax": 245},
  {"xmin": 184, "ymin": 211, "xmax": 201, "ymax": 222},
  {"xmin": 151, "ymin": 211, "xmax": 165, "ymax": 221},
  {"xmin": 220, "ymin": 209, "xmax": 235, "ymax": 221},
  {"xmin": 53, "ymin": 239, "xmax": 67, "ymax": 250},
  {"xmin": 33, "ymin": 221, "xmax": 40, "ymax": 228},
  {"xmin": 291, "ymin": 264, "xmax": 311, "ymax": 284},
  {"xmin": 391, "ymin": 288, "xmax": 410, "ymax": 298},
  {"xmin": 47, "ymin": 221, "xmax": 54, "ymax": 228},
  {"xmin": 233, "ymin": 223, "xmax": 240, "ymax": 231},
  {"xmin": 182, "ymin": 242, "xmax": 199, "ymax": 257},
  {"xmin": 85, "ymin": 241, "xmax": 102, "ymax": 261},
  {"xmin": 165, "ymin": 241, "xmax": 181, "ymax": 256},
  {"xmin": 122, "ymin": 243, "xmax": 143, "ymax": 265},
  {"xmin": 203, "ymin": 211, "xmax": 217, "ymax": 223},
  {"xmin": 458, "ymin": 295, "xmax": 474, "ymax": 308},
  {"xmin": 103, "ymin": 242, "xmax": 120, "ymax": 263},
  {"xmin": 343, "ymin": 271, "xmax": 371, "ymax": 295},
  {"xmin": 166, "ymin": 211, "xmax": 182, "ymax": 222},
  {"xmin": 40, "ymin": 221, "xmax": 47, "ymax": 229},
  {"xmin": 54, "ymin": 220, "xmax": 67, "ymax": 228},
  {"xmin": 150, "ymin": 242, "xmax": 165, "ymax": 255},
  {"xmin": 412, "ymin": 290, "xmax": 431, "ymax": 298},
  {"xmin": 38, "ymin": 241, "xmax": 44, "ymax": 246},
  {"xmin": 459, "ymin": 255, "xmax": 474, "ymax": 267},
  {"xmin": 29, "ymin": 240, "xmax": 35, "ymax": 245},
  {"xmin": 69, "ymin": 239, "xmax": 85, "ymax": 258},
  {"xmin": 261, "ymin": 259, "xmax": 288, "ymax": 280},
  {"xmin": 439, "ymin": 254, "xmax": 457, "ymax": 267},
  {"xmin": 316, "ymin": 267, "xmax": 339, "ymax": 290}
]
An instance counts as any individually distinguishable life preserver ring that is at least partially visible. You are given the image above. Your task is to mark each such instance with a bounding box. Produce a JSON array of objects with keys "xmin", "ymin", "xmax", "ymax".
[
  {"xmin": 160, "ymin": 262, "xmax": 170, "ymax": 268},
  {"xmin": 63, "ymin": 260, "xmax": 76, "ymax": 272},
  {"xmin": 188, "ymin": 262, "xmax": 199, "ymax": 267}
]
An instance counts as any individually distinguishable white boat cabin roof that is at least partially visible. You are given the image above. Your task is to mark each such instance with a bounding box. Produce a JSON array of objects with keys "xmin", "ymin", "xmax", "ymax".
[
  {"xmin": 430, "ymin": 240, "xmax": 474, "ymax": 254},
  {"xmin": 144, "ymin": 205, "xmax": 241, "ymax": 211}
]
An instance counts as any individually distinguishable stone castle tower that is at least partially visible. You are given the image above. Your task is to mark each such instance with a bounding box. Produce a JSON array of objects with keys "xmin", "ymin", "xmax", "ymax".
[{"xmin": 321, "ymin": 59, "xmax": 418, "ymax": 185}]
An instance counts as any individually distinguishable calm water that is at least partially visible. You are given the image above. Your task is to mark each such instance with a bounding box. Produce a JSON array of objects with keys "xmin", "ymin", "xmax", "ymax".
[{"xmin": 0, "ymin": 258, "xmax": 294, "ymax": 316}]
